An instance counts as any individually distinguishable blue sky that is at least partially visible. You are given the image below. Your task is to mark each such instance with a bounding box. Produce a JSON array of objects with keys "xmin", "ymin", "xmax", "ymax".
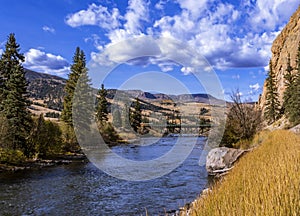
[{"xmin": 0, "ymin": 0, "xmax": 299, "ymax": 101}]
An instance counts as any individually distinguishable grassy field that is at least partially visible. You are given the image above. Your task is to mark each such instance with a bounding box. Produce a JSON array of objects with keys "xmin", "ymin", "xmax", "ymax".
[{"xmin": 191, "ymin": 130, "xmax": 300, "ymax": 216}]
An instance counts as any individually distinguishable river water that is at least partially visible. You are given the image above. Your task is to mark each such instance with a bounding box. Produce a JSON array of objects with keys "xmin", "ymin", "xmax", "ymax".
[{"xmin": 0, "ymin": 137, "xmax": 210, "ymax": 215}]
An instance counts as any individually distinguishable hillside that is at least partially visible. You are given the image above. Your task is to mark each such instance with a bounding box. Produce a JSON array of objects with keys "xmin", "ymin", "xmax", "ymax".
[{"xmin": 25, "ymin": 69, "xmax": 66, "ymax": 111}]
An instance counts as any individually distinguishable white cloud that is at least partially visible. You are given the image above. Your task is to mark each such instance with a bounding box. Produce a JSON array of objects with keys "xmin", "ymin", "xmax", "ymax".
[
  {"xmin": 84, "ymin": 34, "xmax": 104, "ymax": 51},
  {"xmin": 181, "ymin": 66, "xmax": 194, "ymax": 75},
  {"xmin": 249, "ymin": 0, "xmax": 299, "ymax": 31},
  {"xmin": 124, "ymin": 0, "xmax": 149, "ymax": 34},
  {"xmin": 65, "ymin": 3, "xmax": 121, "ymax": 30},
  {"xmin": 249, "ymin": 83, "xmax": 260, "ymax": 91},
  {"xmin": 68, "ymin": 1, "xmax": 298, "ymax": 73},
  {"xmin": 0, "ymin": 49, "xmax": 3, "ymax": 56},
  {"xmin": 176, "ymin": 0, "xmax": 208, "ymax": 19},
  {"xmin": 155, "ymin": 0, "xmax": 169, "ymax": 10},
  {"xmin": 90, "ymin": 35, "xmax": 210, "ymax": 75},
  {"xmin": 24, "ymin": 48, "xmax": 70, "ymax": 76},
  {"xmin": 42, "ymin": 26, "xmax": 55, "ymax": 33}
]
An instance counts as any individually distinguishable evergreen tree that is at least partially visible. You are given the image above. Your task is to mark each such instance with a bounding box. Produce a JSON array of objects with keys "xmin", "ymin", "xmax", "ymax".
[
  {"xmin": 95, "ymin": 84, "xmax": 108, "ymax": 124},
  {"xmin": 61, "ymin": 47, "xmax": 89, "ymax": 152},
  {"xmin": 122, "ymin": 104, "xmax": 131, "ymax": 129},
  {"xmin": 0, "ymin": 33, "xmax": 32, "ymax": 155},
  {"xmin": 61, "ymin": 47, "xmax": 86, "ymax": 126},
  {"xmin": 72, "ymin": 51, "xmax": 93, "ymax": 142},
  {"xmin": 130, "ymin": 98, "xmax": 142, "ymax": 133},
  {"xmin": 283, "ymin": 54, "xmax": 295, "ymax": 116},
  {"xmin": 264, "ymin": 61, "xmax": 281, "ymax": 124}
]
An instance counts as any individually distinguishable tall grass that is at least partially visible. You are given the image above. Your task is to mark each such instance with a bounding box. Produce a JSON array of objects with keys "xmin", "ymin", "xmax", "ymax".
[{"xmin": 191, "ymin": 130, "xmax": 300, "ymax": 216}]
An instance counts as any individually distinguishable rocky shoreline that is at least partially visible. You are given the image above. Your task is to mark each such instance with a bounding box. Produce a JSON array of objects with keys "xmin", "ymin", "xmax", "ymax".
[{"xmin": 0, "ymin": 154, "xmax": 87, "ymax": 173}]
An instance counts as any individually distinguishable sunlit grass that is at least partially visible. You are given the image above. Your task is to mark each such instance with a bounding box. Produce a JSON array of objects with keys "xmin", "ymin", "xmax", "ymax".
[{"xmin": 191, "ymin": 130, "xmax": 300, "ymax": 216}]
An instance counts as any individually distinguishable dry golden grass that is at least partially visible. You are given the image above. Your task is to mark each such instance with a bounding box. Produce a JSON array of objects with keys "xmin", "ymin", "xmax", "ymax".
[{"xmin": 191, "ymin": 130, "xmax": 300, "ymax": 216}]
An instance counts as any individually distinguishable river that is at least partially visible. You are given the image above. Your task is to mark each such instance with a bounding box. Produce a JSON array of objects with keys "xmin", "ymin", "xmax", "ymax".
[{"xmin": 0, "ymin": 136, "xmax": 210, "ymax": 215}]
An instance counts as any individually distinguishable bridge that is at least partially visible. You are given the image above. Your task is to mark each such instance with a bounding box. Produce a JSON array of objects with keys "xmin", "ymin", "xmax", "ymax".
[{"xmin": 141, "ymin": 123, "xmax": 211, "ymax": 135}]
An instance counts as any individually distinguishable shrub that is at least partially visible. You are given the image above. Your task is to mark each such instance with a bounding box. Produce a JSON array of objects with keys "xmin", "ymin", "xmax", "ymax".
[
  {"xmin": 29, "ymin": 115, "xmax": 63, "ymax": 158},
  {"xmin": 220, "ymin": 90, "xmax": 262, "ymax": 148},
  {"xmin": 99, "ymin": 122, "xmax": 120, "ymax": 146},
  {"xmin": 60, "ymin": 123, "xmax": 81, "ymax": 153},
  {"xmin": 0, "ymin": 148, "xmax": 26, "ymax": 165}
]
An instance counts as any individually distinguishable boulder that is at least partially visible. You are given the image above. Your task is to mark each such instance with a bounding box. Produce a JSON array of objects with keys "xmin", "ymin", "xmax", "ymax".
[
  {"xmin": 206, "ymin": 147, "xmax": 245, "ymax": 176},
  {"xmin": 289, "ymin": 123, "xmax": 300, "ymax": 134}
]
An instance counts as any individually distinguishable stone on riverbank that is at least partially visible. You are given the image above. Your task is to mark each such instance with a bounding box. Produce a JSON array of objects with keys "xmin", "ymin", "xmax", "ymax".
[{"xmin": 206, "ymin": 147, "xmax": 246, "ymax": 176}]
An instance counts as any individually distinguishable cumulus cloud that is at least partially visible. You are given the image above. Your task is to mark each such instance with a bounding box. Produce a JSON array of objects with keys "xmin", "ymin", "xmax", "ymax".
[
  {"xmin": 66, "ymin": 0, "xmax": 298, "ymax": 72},
  {"xmin": 24, "ymin": 48, "xmax": 70, "ymax": 76},
  {"xmin": 90, "ymin": 35, "xmax": 210, "ymax": 75},
  {"xmin": 124, "ymin": 0, "xmax": 149, "ymax": 34},
  {"xmin": 249, "ymin": 0, "xmax": 299, "ymax": 31},
  {"xmin": 65, "ymin": 3, "xmax": 121, "ymax": 30},
  {"xmin": 0, "ymin": 48, "xmax": 3, "ymax": 56},
  {"xmin": 42, "ymin": 26, "xmax": 55, "ymax": 33}
]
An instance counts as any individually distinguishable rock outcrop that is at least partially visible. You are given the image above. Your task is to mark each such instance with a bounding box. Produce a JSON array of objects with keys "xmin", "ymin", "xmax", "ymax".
[
  {"xmin": 206, "ymin": 147, "xmax": 246, "ymax": 176},
  {"xmin": 258, "ymin": 6, "xmax": 300, "ymax": 110}
]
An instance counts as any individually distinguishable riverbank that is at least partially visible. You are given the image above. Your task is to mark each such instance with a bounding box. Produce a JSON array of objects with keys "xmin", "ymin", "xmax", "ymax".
[
  {"xmin": 183, "ymin": 130, "xmax": 300, "ymax": 215},
  {"xmin": 0, "ymin": 153, "xmax": 87, "ymax": 173}
]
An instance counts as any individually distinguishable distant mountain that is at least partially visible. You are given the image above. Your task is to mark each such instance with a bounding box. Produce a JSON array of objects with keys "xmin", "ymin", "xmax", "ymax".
[
  {"xmin": 112, "ymin": 89, "xmax": 222, "ymax": 104},
  {"xmin": 25, "ymin": 69, "xmax": 66, "ymax": 83},
  {"xmin": 24, "ymin": 69, "xmax": 224, "ymax": 111}
]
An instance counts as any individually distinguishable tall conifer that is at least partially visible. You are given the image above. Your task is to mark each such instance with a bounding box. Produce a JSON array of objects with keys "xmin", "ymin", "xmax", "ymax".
[
  {"xmin": 96, "ymin": 84, "xmax": 108, "ymax": 124},
  {"xmin": 264, "ymin": 60, "xmax": 281, "ymax": 124},
  {"xmin": 0, "ymin": 33, "xmax": 32, "ymax": 155},
  {"xmin": 283, "ymin": 54, "xmax": 295, "ymax": 116},
  {"xmin": 61, "ymin": 47, "xmax": 86, "ymax": 126},
  {"xmin": 130, "ymin": 98, "xmax": 142, "ymax": 132}
]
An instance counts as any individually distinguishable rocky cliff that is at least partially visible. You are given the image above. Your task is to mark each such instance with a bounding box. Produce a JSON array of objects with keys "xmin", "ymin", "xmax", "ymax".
[{"xmin": 258, "ymin": 6, "xmax": 300, "ymax": 109}]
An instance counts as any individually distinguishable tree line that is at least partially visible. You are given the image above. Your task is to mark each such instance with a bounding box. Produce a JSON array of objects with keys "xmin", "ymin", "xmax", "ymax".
[
  {"xmin": 0, "ymin": 33, "xmax": 123, "ymax": 164},
  {"xmin": 0, "ymin": 32, "xmax": 151, "ymax": 164}
]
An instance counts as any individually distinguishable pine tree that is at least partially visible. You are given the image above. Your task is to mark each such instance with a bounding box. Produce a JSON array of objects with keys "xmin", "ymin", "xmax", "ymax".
[
  {"xmin": 283, "ymin": 54, "xmax": 295, "ymax": 117},
  {"xmin": 72, "ymin": 51, "xmax": 93, "ymax": 142},
  {"xmin": 264, "ymin": 60, "xmax": 281, "ymax": 124},
  {"xmin": 122, "ymin": 104, "xmax": 131, "ymax": 129},
  {"xmin": 0, "ymin": 33, "xmax": 32, "ymax": 155},
  {"xmin": 61, "ymin": 47, "xmax": 86, "ymax": 126},
  {"xmin": 96, "ymin": 84, "xmax": 108, "ymax": 124},
  {"xmin": 130, "ymin": 98, "xmax": 142, "ymax": 133}
]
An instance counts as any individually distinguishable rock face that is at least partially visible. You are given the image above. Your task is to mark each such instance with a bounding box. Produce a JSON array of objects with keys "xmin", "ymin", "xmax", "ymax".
[
  {"xmin": 258, "ymin": 6, "xmax": 300, "ymax": 110},
  {"xmin": 206, "ymin": 147, "xmax": 245, "ymax": 176}
]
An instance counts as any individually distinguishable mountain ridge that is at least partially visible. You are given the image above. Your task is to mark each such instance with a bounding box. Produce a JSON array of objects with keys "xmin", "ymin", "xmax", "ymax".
[{"xmin": 25, "ymin": 69, "xmax": 223, "ymax": 110}]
